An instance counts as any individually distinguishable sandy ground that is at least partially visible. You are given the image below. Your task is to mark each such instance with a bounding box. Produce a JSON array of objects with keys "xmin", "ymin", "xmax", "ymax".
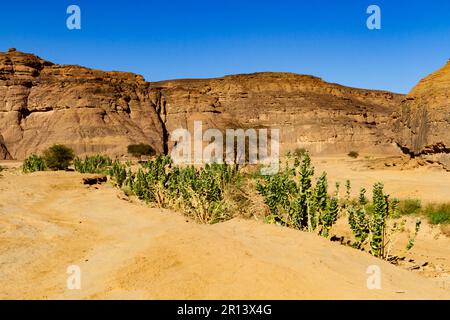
[
  {"xmin": 0, "ymin": 158, "xmax": 449, "ymax": 299},
  {"xmin": 313, "ymin": 155, "xmax": 450, "ymax": 203}
]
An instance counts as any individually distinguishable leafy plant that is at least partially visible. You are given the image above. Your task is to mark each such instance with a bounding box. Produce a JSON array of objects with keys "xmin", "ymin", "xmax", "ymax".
[
  {"xmin": 109, "ymin": 160, "xmax": 128, "ymax": 188},
  {"xmin": 127, "ymin": 144, "xmax": 156, "ymax": 157},
  {"xmin": 43, "ymin": 144, "xmax": 75, "ymax": 170},
  {"xmin": 397, "ymin": 198, "xmax": 422, "ymax": 216},
  {"xmin": 256, "ymin": 151, "xmax": 339, "ymax": 237},
  {"xmin": 425, "ymin": 203, "xmax": 450, "ymax": 225},
  {"xmin": 74, "ymin": 155, "xmax": 112, "ymax": 174},
  {"xmin": 370, "ymin": 182, "xmax": 389, "ymax": 258},
  {"xmin": 23, "ymin": 154, "xmax": 47, "ymax": 173},
  {"xmin": 406, "ymin": 219, "xmax": 422, "ymax": 251},
  {"xmin": 348, "ymin": 188, "xmax": 370, "ymax": 249}
]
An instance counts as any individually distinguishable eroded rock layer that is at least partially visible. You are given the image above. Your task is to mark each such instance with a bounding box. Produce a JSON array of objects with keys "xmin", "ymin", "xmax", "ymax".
[
  {"xmin": 393, "ymin": 60, "xmax": 450, "ymax": 169},
  {"xmin": 150, "ymin": 73, "xmax": 403, "ymax": 156},
  {"xmin": 0, "ymin": 49, "xmax": 423, "ymax": 160},
  {"xmin": 0, "ymin": 49, "xmax": 165, "ymax": 159}
]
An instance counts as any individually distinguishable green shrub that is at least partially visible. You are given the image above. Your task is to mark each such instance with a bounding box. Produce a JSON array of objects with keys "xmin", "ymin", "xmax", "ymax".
[
  {"xmin": 397, "ymin": 198, "xmax": 422, "ymax": 216},
  {"xmin": 74, "ymin": 155, "xmax": 112, "ymax": 174},
  {"xmin": 127, "ymin": 144, "xmax": 156, "ymax": 157},
  {"xmin": 293, "ymin": 147, "xmax": 307, "ymax": 158},
  {"xmin": 256, "ymin": 151, "xmax": 339, "ymax": 237},
  {"xmin": 23, "ymin": 154, "xmax": 47, "ymax": 173},
  {"xmin": 406, "ymin": 219, "xmax": 422, "ymax": 251},
  {"xmin": 348, "ymin": 188, "xmax": 370, "ymax": 249},
  {"xmin": 43, "ymin": 144, "xmax": 75, "ymax": 170},
  {"xmin": 370, "ymin": 182, "xmax": 389, "ymax": 258},
  {"xmin": 425, "ymin": 204, "xmax": 450, "ymax": 225},
  {"xmin": 109, "ymin": 160, "xmax": 128, "ymax": 188},
  {"xmin": 120, "ymin": 156, "xmax": 239, "ymax": 224},
  {"xmin": 348, "ymin": 151, "xmax": 359, "ymax": 158}
]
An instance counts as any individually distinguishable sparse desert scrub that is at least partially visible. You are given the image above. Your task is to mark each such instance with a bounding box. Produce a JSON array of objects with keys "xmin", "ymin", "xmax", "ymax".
[
  {"xmin": 346, "ymin": 184, "xmax": 422, "ymax": 259},
  {"xmin": 74, "ymin": 155, "xmax": 113, "ymax": 174},
  {"xmin": 22, "ymin": 154, "xmax": 47, "ymax": 173},
  {"xmin": 73, "ymin": 152, "xmax": 431, "ymax": 261},
  {"xmin": 256, "ymin": 152, "xmax": 339, "ymax": 237},
  {"xmin": 390, "ymin": 198, "xmax": 450, "ymax": 226},
  {"xmin": 105, "ymin": 156, "xmax": 241, "ymax": 224},
  {"xmin": 424, "ymin": 203, "xmax": 450, "ymax": 225},
  {"xmin": 22, "ymin": 144, "xmax": 75, "ymax": 173},
  {"xmin": 395, "ymin": 198, "xmax": 422, "ymax": 216}
]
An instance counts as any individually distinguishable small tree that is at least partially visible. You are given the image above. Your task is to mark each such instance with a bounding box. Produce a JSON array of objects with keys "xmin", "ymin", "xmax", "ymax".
[
  {"xmin": 43, "ymin": 144, "xmax": 75, "ymax": 170},
  {"xmin": 348, "ymin": 151, "xmax": 359, "ymax": 158},
  {"xmin": 127, "ymin": 144, "xmax": 155, "ymax": 158}
]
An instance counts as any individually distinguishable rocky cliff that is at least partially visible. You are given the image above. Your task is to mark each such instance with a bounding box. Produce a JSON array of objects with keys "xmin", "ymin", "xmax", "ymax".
[
  {"xmin": 393, "ymin": 60, "xmax": 450, "ymax": 169},
  {"xmin": 150, "ymin": 73, "xmax": 403, "ymax": 156},
  {"xmin": 0, "ymin": 49, "xmax": 165, "ymax": 159},
  {"xmin": 0, "ymin": 49, "xmax": 417, "ymax": 160}
]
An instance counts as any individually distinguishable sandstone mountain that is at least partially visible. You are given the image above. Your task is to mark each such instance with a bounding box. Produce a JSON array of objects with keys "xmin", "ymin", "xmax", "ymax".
[
  {"xmin": 151, "ymin": 73, "xmax": 403, "ymax": 156},
  {"xmin": 394, "ymin": 60, "xmax": 450, "ymax": 169},
  {"xmin": 1, "ymin": 49, "xmax": 447, "ymax": 163},
  {"xmin": 0, "ymin": 49, "xmax": 165, "ymax": 159}
]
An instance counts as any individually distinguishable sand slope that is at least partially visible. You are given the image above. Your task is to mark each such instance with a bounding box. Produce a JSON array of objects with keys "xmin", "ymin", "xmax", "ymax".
[{"xmin": 0, "ymin": 170, "xmax": 449, "ymax": 299}]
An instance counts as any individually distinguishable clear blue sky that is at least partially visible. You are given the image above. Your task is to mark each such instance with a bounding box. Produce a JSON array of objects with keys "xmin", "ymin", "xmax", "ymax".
[{"xmin": 1, "ymin": 0, "xmax": 449, "ymax": 93}]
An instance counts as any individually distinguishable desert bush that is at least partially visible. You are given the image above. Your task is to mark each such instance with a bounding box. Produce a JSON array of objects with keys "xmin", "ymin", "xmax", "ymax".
[
  {"xmin": 43, "ymin": 144, "xmax": 75, "ymax": 170},
  {"xmin": 293, "ymin": 147, "xmax": 307, "ymax": 158},
  {"xmin": 23, "ymin": 154, "xmax": 47, "ymax": 173},
  {"xmin": 119, "ymin": 155, "xmax": 240, "ymax": 224},
  {"xmin": 347, "ymin": 151, "xmax": 359, "ymax": 158},
  {"xmin": 109, "ymin": 160, "xmax": 128, "ymax": 188},
  {"xmin": 348, "ymin": 188, "xmax": 370, "ymax": 249},
  {"xmin": 74, "ymin": 155, "xmax": 113, "ymax": 174},
  {"xmin": 370, "ymin": 182, "xmax": 389, "ymax": 257},
  {"xmin": 425, "ymin": 203, "xmax": 450, "ymax": 225},
  {"xmin": 256, "ymin": 151, "xmax": 339, "ymax": 237},
  {"xmin": 346, "ymin": 183, "xmax": 419, "ymax": 259},
  {"xmin": 397, "ymin": 198, "xmax": 422, "ymax": 216},
  {"xmin": 406, "ymin": 219, "xmax": 422, "ymax": 251},
  {"xmin": 127, "ymin": 144, "xmax": 155, "ymax": 157}
]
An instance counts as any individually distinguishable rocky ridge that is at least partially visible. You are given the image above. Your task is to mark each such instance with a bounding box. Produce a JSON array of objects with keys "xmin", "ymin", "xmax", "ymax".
[
  {"xmin": 393, "ymin": 60, "xmax": 450, "ymax": 169},
  {"xmin": 1, "ymin": 49, "xmax": 449, "ymax": 165}
]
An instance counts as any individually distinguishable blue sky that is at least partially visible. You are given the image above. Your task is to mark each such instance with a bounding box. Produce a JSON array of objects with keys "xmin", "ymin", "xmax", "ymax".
[{"xmin": 1, "ymin": 0, "xmax": 449, "ymax": 93}]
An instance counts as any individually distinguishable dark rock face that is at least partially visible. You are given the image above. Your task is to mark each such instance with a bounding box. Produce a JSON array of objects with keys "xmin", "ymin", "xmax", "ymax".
[
  {"xmin": 393, "ymin": 60, "xmax": 450, "ymax": 168},
  {"xmin": 0, "ymin": 133, "xmax": 11, "ymax": 159}
]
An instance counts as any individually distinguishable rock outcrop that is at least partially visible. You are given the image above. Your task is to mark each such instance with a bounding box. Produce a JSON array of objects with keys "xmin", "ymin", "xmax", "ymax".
[
  {"xmin": 0, "ymin": 133, "xmax": 11, "ymax": 159},
  {"xmin": 0, "ymin": 49, "xmax": 420, "ymax": 160},
  {"xmin": 0, "ymin": 49, "xmax": 165, "ymax": 159},
  {"xmin": 150, "ymin": 73, "xmax": 403, "ymax": 156},
  {"xmin": 393, "ymin": 60, "xmax": 450, "ymax": 169}
]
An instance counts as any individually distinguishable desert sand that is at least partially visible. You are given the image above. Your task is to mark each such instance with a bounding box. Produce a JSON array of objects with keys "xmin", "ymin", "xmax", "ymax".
[{"xmin": 0, "ymin": 158, "xmax": 449, "ymax": 300}]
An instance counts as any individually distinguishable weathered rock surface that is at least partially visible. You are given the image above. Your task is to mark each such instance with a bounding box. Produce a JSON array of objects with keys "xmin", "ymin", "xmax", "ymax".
[
  {"xmin": 151, "ymin": 73, "xmax": 403, "ymax": 156},
  {"xmin": 0, "ymin": 133, "xmax": 11, "ymax": 159},
  {"xmin": 7, "ymin": 49, "xmax": 446, "ymax": 161},
  {"xmin": 0, "ymin": 50, "xmax": 165, "ymax": 159},
  {"xmin": 393, "ymin": 60, "xmax": 450, "ymax": 169}
]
